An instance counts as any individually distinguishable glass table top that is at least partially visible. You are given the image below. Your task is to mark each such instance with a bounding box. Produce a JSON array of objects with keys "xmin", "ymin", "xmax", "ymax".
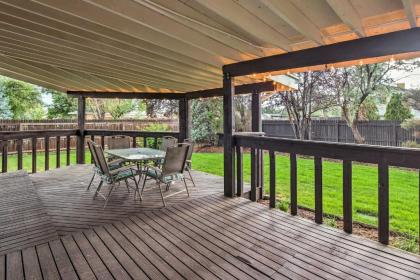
[{"xmin": 106, "ymin": 148, "xmax": 165, "ymax": 161}]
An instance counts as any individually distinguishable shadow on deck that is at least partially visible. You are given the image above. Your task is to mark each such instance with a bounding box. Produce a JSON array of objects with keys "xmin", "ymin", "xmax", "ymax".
[{"xmin": 1, "ymin": 165, "xmax": 420, "ymax": 279}]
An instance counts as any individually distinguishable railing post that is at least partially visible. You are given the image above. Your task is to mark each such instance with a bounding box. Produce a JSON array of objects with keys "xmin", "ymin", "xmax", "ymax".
[
  {"xmin": 378, "ymin": 162, "xmax": 389, "ymax": 244},
  {"xmin": 236, "ymin": 145, "xmax": 243, "ymax": 196},
  {"xmin": 56, "ymin": 136, "xmax": 61, "ymax": 168},
  {"xmin": 66, "ymin": 136, "xmax": 71, "ymax": 166},
  {"xmin": 343, "ymin": 160, "xmax": 352, "ymax": 233},
  {"xmin": 250, "ymin": 147, "xmax": 258, "ymax": 201},
  {"xmin": 45, "ymin": 136, "xmax": 49, "ymax": 171},
  {"xmin": 223, "ymin": 70, "xmax": 235, "ymax": 198},
  {"xmin": 314, "ymin": 157, "xmax": 323, "ymax": 224},
  {"xmin": 1, "ymin": 141, "xmax": 7, "ymax": 173},
  {"xmin": 290, "ymin": 153, "xmax": 297, "ymax": 215},
  {"xmin": 179, "ymin": 97, "xmax": 191, "ymax": 142},
  {"xmin": 76, "ymin": 96, "xmax": 86, "ymax": 164},
  {"xmin": 32, "ymin": 137, "xmax": 37, "ymax": 173},
  {"xmin": 252, "ymin": 91, "xmax": 263, "ymax": 199},
  {"xmin": 17, "ymin": 139, "xmax": 23, "ymax": 170},
  {"xmin": 269, "ymin": 151, "xmax": 276, "ymax": 208}
]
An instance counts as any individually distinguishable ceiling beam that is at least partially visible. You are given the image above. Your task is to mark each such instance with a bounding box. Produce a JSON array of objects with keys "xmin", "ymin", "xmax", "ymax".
[
  {"xmin": 260, "ymin": 0, "xmax": 324, "ymax": 45},
  {"xmin": 67, "ymin": 91, "xmax": 185, "ymax": 100},
  {"xmin": 401, "ymin": 0, "xmax": 417, "ymax": 28},
  {"xmin": 67, "ymin": 81, "xmax": 277, "ymax": 100},
  {"xmin": 224, "ymin": 27, "xmax": 420, "ymax": 77},
  {"xmin": 186, "ymin": 81, "xmax": 276, "ymax": 99},
  {"xmin": 326, "ymin": 0, "xmax": 365, "ymax": 37}
]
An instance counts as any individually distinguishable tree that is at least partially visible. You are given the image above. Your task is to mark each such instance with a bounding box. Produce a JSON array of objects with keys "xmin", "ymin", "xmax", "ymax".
[
  {"xmin": 140, "ymin": 99, "xmax": 178, "ymax": 118},
  {"xmin": 87, "ymin": 99, "xmax": 134, "ymax": 119},
  {"xmin": 265, "ymin": 71, "xmax": 337, "ymax": 139},
  {"xmin": 46, "ymin": 90, "xmax": 77, "ymax": 119},
  {"xmin": 330, "ymin": 60, "xmax": 419, "ymax": 143},
  {"xmin": 385, "ymin": 93, "xmax": 412, "ymax": 121},
  {"xmin": 0, "ymin": 89, "xmax": 11, "ymax": 119},
  {"xmin": 234, "ymin": 95, "xmax": 251, "ymax": 132},
  {"xmin": 0, "ymin": 78, "xmax": 44, "ymax": 119},
  {"xmin": 191, "ymin": 98, "xmax": 223, "ymax": 143},
  {"xmin": 405, "ymin": 88, "xmax": 420, "ymax": 111}
]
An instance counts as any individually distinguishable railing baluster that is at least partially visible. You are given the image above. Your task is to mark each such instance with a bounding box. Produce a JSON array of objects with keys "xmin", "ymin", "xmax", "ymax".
[
  {"xmin": 101, "ymin": 136, "xmax": 105, "ymax": 149},
  {"xmin": 290, "ymin": 153, "xmax": 297, "ymax": 215},
  {"xmin": 66, "ymin": 136, "xmax": 71, "ymax": 166},
  {"xmin": 143, "ymin": 137, "xmax": 147, "ymax": 148},
  {"xmin": 32, "ymin": 137, "xmax": 37, "ymax": 173},
  {"xmin": 154, "ymin": 137, "xmax": 158, "ymax": 149},
  {"xmin": 269, "ymin": 151, "xmax": 276, "ymax": 208},
  {"xmin": 378, "ymin": 162, "xmax": 389, "ymax": 244},
  {"xmin": 343, "ymin": 160, "xmax": 352, "ymax": 233},
  {"xmin": 56, "ymin": 136, "xmax": 61, "ymax": 168},
  {"xmin": 17, "ymin": 139, "xmax": 23, "ymax": 170},
  {"xmin": 1, "ymin": 141, "xmax": 8, "ymax": 173},
  {"xmin": 133, "ymin": 137, "xmax": 137, "ymax": 148},
  {"xmin": 236, "ymin": 145, "xmax": 243, "ymax": 196},
  {"xmin": 315, "ymin": 156, "xmax": 323, "ymax": 224},
  {"xmin": 259, "ymin": 149, "xmax": 264, "ymax": 200},
  {"xmin": 250, "ymin": 147, "xmax": 258, "ymax": 201},
  {"xmin": 45, "ymin": 136, "xmax": 49, "ymax": 171}
]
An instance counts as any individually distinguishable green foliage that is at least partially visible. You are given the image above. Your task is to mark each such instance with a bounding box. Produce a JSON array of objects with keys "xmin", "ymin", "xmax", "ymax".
[
  {"xmin": 385, "ymin": 93, "xmax": 412, "ymax": 122},
  {"xmin": 276, "ymin": 200, "xmax": 289, "ymax": 212},
  {"xmin": 191, "ymin": 98, "xmax": 223, "ymax": 144},
  {"xmin": 392, "ymin": 235, "xmax": 418, "ymax": 254},
  {"xmin": 0, "ymin": 78, "xmax": 44, "ymax": 119},
  {"xmin": 143, "ymin": 123, "xmax": 171, "ymax": 147},
  {"xmin": 0, "ymin": 88, "xmax": 11, "ymax": 119},
  {"xmin": 359, "ymin": 97, "xmax": 380, "ymax": 120},
  {"xmin": 46, "ymin": 90, "xmax": 77, "ymax": 119},
  {"xmin": 324, "ymin": 217, "xmax": 338, "ymax": 228},
  {"xmin": 104, "ymin": 99, "xmax": 135, "ymax": 119}
]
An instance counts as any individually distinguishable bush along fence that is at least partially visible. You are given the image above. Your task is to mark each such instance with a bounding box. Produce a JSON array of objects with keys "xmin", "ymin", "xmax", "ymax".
[
  {"xmin": 0, "ymin": 119, "xmax": 178, "ymax": 153},
  {"xmin": 262, "ymin": 119, "xmax": 419, "ymax": 147}
]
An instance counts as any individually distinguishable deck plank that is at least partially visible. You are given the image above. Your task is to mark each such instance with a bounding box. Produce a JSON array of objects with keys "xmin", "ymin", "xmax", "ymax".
[
  {"xmin": 36, "ymin": 243, "xmax": 61, "ymax": 280},
  {"xmin": 22, "ymin": 247, "xmax": 43, "ymax": 280},
  {"xmin": 49, "ymin": 239, "xmax": 79, "ymax": 280},
  {"xmin": 61, "ymin": 235, "xmax": 96, "ymax": 280},
  {"xmin": 6, "ymin": 251, "xmax": 24, "ymax": 280}
]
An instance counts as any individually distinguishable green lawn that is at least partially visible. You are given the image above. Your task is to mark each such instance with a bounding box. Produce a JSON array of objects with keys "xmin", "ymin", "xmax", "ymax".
[
  {"xmin": 1, "ymin": 151, "xmax": 418, "ymax": 236},
  {"xmin": 191, "ymin": 152, "xmax": 419, "ymax": 236}
]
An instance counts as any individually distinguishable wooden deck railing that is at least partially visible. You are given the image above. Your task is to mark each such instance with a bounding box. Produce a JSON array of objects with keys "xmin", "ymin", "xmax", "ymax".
[
  {"xmin": 234, "ymin": 134, "xmax": 420, "ymax": 245},
  {"xmin": 0, "ymin": 130, "xmax": 179, "ymax": 173}
]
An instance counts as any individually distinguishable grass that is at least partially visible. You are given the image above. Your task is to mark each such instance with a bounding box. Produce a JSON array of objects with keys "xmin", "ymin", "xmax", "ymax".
[
  {"xmin": 191, "ymin": 152, "xmax": 419, "ymax": 236},
  {"xmin": 1, "ymin": 150, "xmax": 418, "ymax": 236}
]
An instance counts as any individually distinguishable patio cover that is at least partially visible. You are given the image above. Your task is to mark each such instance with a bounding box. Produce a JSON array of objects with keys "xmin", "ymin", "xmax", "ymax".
[{"xmin": 0, "ymin": 0, "xmax": 418, "ymax": 95}]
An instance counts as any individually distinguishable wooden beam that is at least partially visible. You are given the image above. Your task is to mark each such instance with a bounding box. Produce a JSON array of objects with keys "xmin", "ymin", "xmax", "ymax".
[
  {"xmin": 326, "ymin": 0, "xmax": 365, "ymax": 37},
  {"xmin": 178, "ymin": 98, "xmax": 191, "ymax": 142},
  {"xmin": 402, "ymin": 0, "xmax": 418, "ymax": 28},
  {"xmin": 223, "ymin": 72, "xmax": 235, "ymax": 198},
  {"xmin": 76, "ymin": 96, "xmax": 86, "ymax": 164},
  {"xmin": 186, "ymin": 81, "xmax": 276, "ymax": 99},
  {"xmin": 224, "ymin": 27, "xmax": 420, "ymax": 77},
  {"xmin": 67, "ymin": 91, "xmax": 185, "ymax": 100}
]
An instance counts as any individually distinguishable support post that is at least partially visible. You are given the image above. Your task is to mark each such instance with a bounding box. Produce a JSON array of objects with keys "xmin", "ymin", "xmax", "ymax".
[
  {"xmin": 179, "ymin": 97, "xmax": 191, "ymax": 142},
  {"xmin": 76, "ymin": 96, "xmax": 86, "ymax": 164},
  {"xmin": 251, "ymin": 91, "xmax": 263, "ymax": 200},
  {"xmin": 223, "ymin": 71, "xmax": 235, "ymax": 197}
]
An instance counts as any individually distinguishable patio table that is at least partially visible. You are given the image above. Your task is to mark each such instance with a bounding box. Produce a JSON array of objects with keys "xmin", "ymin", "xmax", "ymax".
[{"xmin": 106, "ymin": 148, "xmax": 166, "ymax": 183}]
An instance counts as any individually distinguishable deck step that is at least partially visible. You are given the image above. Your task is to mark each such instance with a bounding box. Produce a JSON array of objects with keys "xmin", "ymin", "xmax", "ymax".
[{"xmin": 0, "ymin": 171, "xmax": 58, "ymax": 255}]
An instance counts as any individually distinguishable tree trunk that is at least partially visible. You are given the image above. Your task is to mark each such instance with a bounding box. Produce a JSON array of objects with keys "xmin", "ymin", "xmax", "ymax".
[{"xmin": 351, "ymin": 121, "xmax": 365, "ymax": 144}]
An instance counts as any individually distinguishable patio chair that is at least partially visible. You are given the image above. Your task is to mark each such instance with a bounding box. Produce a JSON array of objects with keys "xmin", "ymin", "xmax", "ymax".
[
  {"xmin": 183, "ymin": 138, "xmax": 196, "ymax": 187},
  {"xmin": 91, "ymin": 142, "xmax": 140, "ymax": 207},
  {"xmin": 108, "ymin": 135, "xmax": 131, "ymax": 150},
  {"xmin": 159, "ymin": 136, "xmax": 178, "ymax": 151},
  {"xmin": 86, "ymin": 140, "xmax": 124, "ymax": 190},
  {"xmin": 141, "ymin": 143, "xmax": 190, "ymax": 207}
]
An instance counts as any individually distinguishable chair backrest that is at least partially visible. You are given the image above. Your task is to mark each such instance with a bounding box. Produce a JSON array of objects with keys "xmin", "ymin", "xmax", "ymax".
[
  {"xmin": 87, "ymin": 140, "xmax": 100, "ymax": 169},
  {"xmin": 160, "ymin": 136, "xmax": 178, "ymax": 151},
  {"xmin": 108, "ymin": 136, "xmax": 131, "ymax": 150},
  {"xmin": 183, "ymin": 139, "xmax": 194, "ymax": 161},
  {"xmin": 92, "ymin": 142, "xmax": 111, "ymax": 177},
  {"xmin": 161, "ymin": 143, "xmax": 190, "ymax": 177}
]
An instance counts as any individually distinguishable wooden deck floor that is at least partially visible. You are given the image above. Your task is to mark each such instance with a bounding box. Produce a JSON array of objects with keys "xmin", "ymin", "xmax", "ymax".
[{"xmin": 1, "ymin": 165, "xmax": 420, "ymax": 279}]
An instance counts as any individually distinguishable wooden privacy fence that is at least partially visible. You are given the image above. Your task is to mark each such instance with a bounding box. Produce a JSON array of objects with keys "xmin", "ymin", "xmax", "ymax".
[
  {"xmin": 0, "ymin": 119, "xmax": 178, "ymax": 153},
  {"xmin": 234, "ymin": 134, "xmax": 420, "ymax": 245},
  {"xmin": 262, "ymin": 120, "xmax": 418, "ymax": 146}
]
